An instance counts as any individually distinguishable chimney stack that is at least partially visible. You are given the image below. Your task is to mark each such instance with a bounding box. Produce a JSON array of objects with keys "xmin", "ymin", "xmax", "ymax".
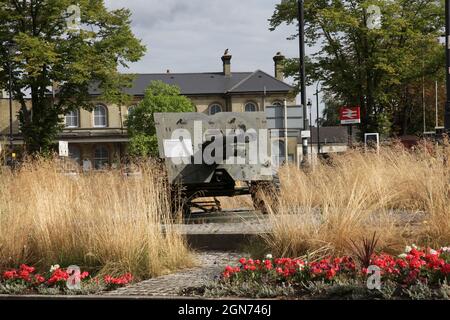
[
  {"xmin": 273, "ymin": 52, "xmax": 285, "ymax": 81},
  {"xmin": 222, "ymin": 49, "xmax": 232, "ymax": 76}
]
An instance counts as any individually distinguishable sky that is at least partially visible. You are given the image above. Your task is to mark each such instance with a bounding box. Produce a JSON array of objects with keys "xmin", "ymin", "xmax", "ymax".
[{"xmin": 104, "ymin": 0, "xmax": 323, "ymax": 121}]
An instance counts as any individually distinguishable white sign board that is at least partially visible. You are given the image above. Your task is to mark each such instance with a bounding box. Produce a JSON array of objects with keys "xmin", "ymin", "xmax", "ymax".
[
  {"xmin": 301, "ymin": 130, "xmax": 311, "ymax": 138},
  {"xmin": 59, "ymin": 141, "xmax": 69, "ymax": 157},
  {"xmin": 163, "ymin": 139, "xmax": 193, "ymax": 158},
  {"xmin": 364, "ymin": 133, "xmax": 380, "ymax": 153}
]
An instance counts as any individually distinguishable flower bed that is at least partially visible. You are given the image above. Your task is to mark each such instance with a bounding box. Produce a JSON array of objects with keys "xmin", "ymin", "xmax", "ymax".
[
  {"xmin": 0, "ymin": 264, "xmax": 133, "ymax": 295},
  {"xmin": 214, "ymin": 246, "xmax": 450, "ymax": 299}
]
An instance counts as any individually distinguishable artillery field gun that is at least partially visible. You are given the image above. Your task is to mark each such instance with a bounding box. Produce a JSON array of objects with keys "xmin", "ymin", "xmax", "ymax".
[{"xmin": 154, "ymin": 112, "xmax": 279, "ymax": 214}]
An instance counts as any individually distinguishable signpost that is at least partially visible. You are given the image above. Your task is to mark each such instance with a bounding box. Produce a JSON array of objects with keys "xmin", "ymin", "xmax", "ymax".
[
  {"xmin": 340, "ymin": 107, "xmax": 361, "ymax": 125},
  {"xmin": 365, "ymin": 133, "xmax": 380, "ymax": 154},
  {"xmin": 59, "ymin": 141, "xmax": 69, "ymax": 157},
  {"xmin": 340, "ymin": 106, "xmax": 361, "ymax": 147}
]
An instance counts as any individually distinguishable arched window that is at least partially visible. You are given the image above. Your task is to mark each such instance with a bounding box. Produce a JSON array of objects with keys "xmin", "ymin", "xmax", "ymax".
[
  {"xmin": 65, "ymin": 110, "xmax": 79, "ymax": 128},
  {"xmin": 93, "ymin": 105, "xmax": 107, "ymax": 127},
  {"xmin": 245, "ymin": 102, "xmax": 257, "ymax": 112},
  {"xmin": 272, "ymin": 101, "xmax": 283, "ymax": 107},
  {"xmin": 93, "ymin": 145, "xmax": 109, "ymax": 169},
  {"xmin": 209, "ymin": 103, "xmax": 222, "ymax": 115},
  {"xmin": 128, "ymin": 105, "xmax": 136, "ymax": 116},
  {"xmin": 68, "ymin": 145, "xmax": 81, "ymax": 164}
]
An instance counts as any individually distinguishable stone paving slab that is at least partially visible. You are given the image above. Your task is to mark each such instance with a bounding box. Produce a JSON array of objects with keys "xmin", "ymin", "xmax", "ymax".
[
  {"xmin": 105, "ymin": 252, "xmax": 242, "ymax": 297},
  {"xmin": 173, "ymin": 221, "xmax": 271, "ymax": 235}
]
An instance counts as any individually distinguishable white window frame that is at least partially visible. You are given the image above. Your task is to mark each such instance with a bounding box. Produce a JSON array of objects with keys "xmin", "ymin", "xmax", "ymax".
[
  {"xmin": 272, "ymin": 101, "xmax": 283, "ymax": 107},
  {"xmin": 93, "ymin": 145, "xmax": 110, "ymax": 170},
  {"xmin": 245, "ymin": 102, "xmax": 257, "ymax": 112},
  {"xmin": 65, "ymin": 110, "xmax": 79, "ymax": 128},
  {"xmin": 68, "ymin": 145, "xmax": 81, "ymax": 164},
  {"xmin": 128, "ymin": 105, "xmax": 136, "ymax": 116},
  {"xmin": 209, "ymin": 103, "xmax": 223, "ymax": 115},
  {"xmin": 93, "ymin": 104, "xmax": 108, "ymax": 128}
]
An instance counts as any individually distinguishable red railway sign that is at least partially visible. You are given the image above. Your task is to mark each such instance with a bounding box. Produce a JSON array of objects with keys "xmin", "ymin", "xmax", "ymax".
[{"xmin": 340, "ymin": 107, "xmax": 361, "ymax": 125}]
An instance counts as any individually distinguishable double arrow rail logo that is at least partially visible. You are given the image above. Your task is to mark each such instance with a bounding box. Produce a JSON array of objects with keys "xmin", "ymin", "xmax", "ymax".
[{"xmin": 342, "ymin": 108, "xmax": 358, "ymax": 119}]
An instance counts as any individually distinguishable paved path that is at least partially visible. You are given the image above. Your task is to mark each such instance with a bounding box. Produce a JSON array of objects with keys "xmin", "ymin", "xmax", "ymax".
[{"xmin": 105, "ymin": 251, "xmax": 242, "ymax": 297}]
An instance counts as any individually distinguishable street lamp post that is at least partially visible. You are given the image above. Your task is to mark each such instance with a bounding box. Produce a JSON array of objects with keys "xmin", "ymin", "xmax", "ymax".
[
  {"xmin": 307, "ymin": 98, "xmax": 313, "ymax": 157},
  {"xmin": 314, "ymin": 81, "xmax": 321, "ymax": 155},
  {"xmin": 297, "ymin": 0, "xmax": 309, "ymax": 167},
  {"xmin": 445, "ymin": 0, "xmax": 450, "ymax": 131},
  {"xmin": 7, "ymin": 42, "xmax": 15, "ymax": 154},
  {"xmin": 280, "ymin": 0, "xmax": 308, "ymax": 166}
]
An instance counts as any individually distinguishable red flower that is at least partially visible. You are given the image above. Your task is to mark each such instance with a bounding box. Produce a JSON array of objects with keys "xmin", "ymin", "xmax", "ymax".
[
  {"xmin": 47, "ymin": 268, "xmax": 69, "ymax": 285},
  {"xmin": 225, "ymin": 266, "xmax": 234, "ymax": 272},
  {"xmin": 326, "ymin": 268, "xmax": 337, "ymax": 280},
  {"xmin": 104, "ymin": 273, "xmax": 133, "ymax": 286},
  {"xmin": 34, "ymin": 274, "xmax": 45, "ymax": 284},
  {"xmin": 239, "ymin": 258, "xmax": 247, "ymax": 265},
  {"xmin": 3, "ymin": 270, "xmax": 18, "ymax": 280},
  {"xmin": 18, "ymin": 270, "xmax": 31, "ymax": 282},
  {"xmin": 311, "ymin": 266, "xmax": 323, "ymax": 275},
  {"xmin": 396, "ymin": 259, "xmax": 408, "ymax": 269},
  {"xmin": 442, "ymin": 264, "xmax": 450, "ymax": 274},
  {"xmin": 20, "ymin": 264, "xmax": 35, "ymax": 274},
  {"xmin": 409, "ymin": 259, "xmax": 423, "ymax": 269}
]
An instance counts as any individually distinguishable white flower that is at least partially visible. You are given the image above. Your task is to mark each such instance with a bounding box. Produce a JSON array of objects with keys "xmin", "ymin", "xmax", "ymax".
[
  {"xmin": 398, "ymin": 253, "xmax": 407, "ymax": 259},
  {"xmin": 50, "ymin": 264, "xmax": 60, "ymax": 273},
  {"xmin": 442, "ymin": 247, "xmax": 450, "ymax": 253},
  {"xmin": 429, "ymin": 249, "xmax": 438, "ymax": 255},
  {"xmin": 412, "ymin": 244, "xmax": 418, "ymax": 249},
  {"xmin": 266, "ymin": 254, "xmax": 273, "ymax": 259},
  {"xmin": 405, "ymin": 246, "xmax": 412, "ymax": 253}
]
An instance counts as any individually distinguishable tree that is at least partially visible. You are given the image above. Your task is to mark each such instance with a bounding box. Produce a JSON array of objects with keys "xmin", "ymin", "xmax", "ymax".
[
  {"xmin": 0, "ymin": 0, "xmax": 146, "ymax": 153},
  {"xmin": 270, "ymin": 0, "xmax": 445, "ymax": 136},
  {"xmin": 318, "ymin": 92, "xmax": 342, "ymax": 127},
  {"xmin": 126, "ymin": 81, "xmax": 196, "ymax": 157}
]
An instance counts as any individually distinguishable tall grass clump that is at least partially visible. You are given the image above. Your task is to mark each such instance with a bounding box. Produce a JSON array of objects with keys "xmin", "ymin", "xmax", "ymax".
[
  {"xmin": 0, "ymin": 159, "xmax": 193, "ymax": 280},
  {"xmin": 264, "ymin": 142, "xmax": 450, "ymax": 259}
]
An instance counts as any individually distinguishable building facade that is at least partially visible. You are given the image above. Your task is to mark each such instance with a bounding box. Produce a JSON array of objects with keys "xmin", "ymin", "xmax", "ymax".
[{"xmin": 0, "ymin": 52, "xmax": 296, "ymax": 168}]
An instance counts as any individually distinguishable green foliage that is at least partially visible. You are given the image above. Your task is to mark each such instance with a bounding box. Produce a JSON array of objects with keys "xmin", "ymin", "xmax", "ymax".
[
  {"xmin": 0, "ymin": 0, "xmax": 146, "ymax": 153},
  {"xmin": 126, "ymin": 81, "xmax": 195, "ymax": 158},
  {"xmin": 186, "ymin": 280, "xmax": 296, "ymax": 299},
  {"xmin": 270, "ymin": 0, "xmax": 445, "ymax": 136},
  {"xmin": 128, "ymin": 133, "xmax": 158, "ymax": 158}
]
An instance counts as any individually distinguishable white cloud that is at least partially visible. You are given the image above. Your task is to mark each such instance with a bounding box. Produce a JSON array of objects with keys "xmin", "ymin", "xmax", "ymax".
[{"xmin": 103, "ymin": 0, "xmax": 323, "ymax": 119}]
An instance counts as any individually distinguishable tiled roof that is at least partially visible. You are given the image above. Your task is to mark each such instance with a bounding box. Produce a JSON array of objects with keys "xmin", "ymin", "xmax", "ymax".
[{"xmin": 89, "ymin": 70, "xmax": 294, "ymax": 96}]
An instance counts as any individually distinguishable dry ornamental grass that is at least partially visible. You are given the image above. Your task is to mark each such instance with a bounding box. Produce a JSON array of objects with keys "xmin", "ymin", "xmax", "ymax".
[
  {"xmin": 0, "ymin": 159, "xmax": 193, "ymax": 280},
  {"xmin": 263, "ymin": 142, "xmax": 450, "ymax": 259}
]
